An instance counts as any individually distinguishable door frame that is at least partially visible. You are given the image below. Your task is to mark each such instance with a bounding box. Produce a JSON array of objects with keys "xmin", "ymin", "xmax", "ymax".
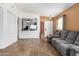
[
  {"xmin": 17, "ymin": 17, "xmax": 20, "ymax": 40},
  {"xmin": 40, "ymin": 21, "xmax": 44, "ymax": 38}
]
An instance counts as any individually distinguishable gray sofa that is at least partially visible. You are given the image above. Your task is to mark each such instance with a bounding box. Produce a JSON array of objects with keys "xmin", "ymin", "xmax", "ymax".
[{"xmin": 48, "ymin": 30, "xmax": 79, "ymax": 56}]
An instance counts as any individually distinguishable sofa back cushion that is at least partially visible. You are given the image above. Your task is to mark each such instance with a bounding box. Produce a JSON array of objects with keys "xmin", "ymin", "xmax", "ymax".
[
  {"xmin": 74, "ymin": 34, "xmax": 79, "ymax": 45},
  {"xmin": 60, "ymin": 30, "xmax": 68, "ymax": 40},
  {"xmin": 66, "ymin": 31, "xmax": 78, "ymax": 44}
]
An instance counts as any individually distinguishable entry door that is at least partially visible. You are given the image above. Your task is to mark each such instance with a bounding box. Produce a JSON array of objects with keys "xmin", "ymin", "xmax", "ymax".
[{"xmin": 44, "ymin": 21, "xmax": 53, "ymax": 37}]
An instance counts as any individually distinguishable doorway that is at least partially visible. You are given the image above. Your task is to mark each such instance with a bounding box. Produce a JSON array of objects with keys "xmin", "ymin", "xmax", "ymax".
[
  {"xmin": 40, "ymin": 20, "xmax": 53, "ymax": 38},
  {"xmin": 44, "ymin": 20, "xmax": 53, "ymax": 37}
]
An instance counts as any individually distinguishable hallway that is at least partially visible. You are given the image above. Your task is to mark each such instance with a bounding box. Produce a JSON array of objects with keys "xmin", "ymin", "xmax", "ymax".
[{"xmin": 0, "ymin": 38, "xmax": 61, "ymax": 56}]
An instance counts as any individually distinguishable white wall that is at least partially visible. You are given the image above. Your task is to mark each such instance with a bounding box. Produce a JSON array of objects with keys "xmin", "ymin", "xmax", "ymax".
[
  {"xmin": 19, "ymin": 12, "xmax": 40, "ymax": 38},
  {"xmin": 0, "ymin": 3, "xmax": 40, "ymax": 49},
  {"xmin": 0, "ymin": 3, "xmax": 20, "ymax": 49},
  {"xmin": 3, "ymin": 10, "xmax": 17, "ymax": 49},
  {"xmin": 0, "ymin": 7, "xmax": 3, "ymax": 48}
]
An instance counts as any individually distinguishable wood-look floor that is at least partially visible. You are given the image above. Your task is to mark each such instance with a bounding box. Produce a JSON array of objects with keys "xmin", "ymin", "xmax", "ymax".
[{"xmin": 0, "ymin": 38, "xmax": 61, "ymax": 56}]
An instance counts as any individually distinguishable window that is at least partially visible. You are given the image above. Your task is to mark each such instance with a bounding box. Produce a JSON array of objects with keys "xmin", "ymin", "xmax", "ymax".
[{"xmin": 56, "ymin": 17, "xmax": 63, "ymax": 30}]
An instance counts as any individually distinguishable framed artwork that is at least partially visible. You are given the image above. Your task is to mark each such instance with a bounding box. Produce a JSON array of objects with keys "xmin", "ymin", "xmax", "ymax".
[{"xmin": 22, "ymin": 18, "xmax": 37, "ymax": 31}]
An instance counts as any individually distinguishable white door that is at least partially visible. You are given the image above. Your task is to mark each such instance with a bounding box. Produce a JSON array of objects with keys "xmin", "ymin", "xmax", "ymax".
[{"xmin": 44, "ymin": 21, "xmax": 53, "ymax": 37}]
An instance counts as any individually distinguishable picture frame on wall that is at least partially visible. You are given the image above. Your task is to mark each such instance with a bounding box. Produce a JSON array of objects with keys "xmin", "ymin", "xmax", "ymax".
[{"xmin": 22, "ymin": 18, "xmax": 37, "ymax": 31}]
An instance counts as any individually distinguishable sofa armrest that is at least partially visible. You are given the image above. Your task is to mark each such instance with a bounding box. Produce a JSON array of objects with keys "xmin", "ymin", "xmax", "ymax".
[
  {"xmin": 52, "ymin": 35, "xmax": 60, "ymax": 38},
  {"xmin": 47, "ymin": 35, "xmax": 60, "ymax": 44}
]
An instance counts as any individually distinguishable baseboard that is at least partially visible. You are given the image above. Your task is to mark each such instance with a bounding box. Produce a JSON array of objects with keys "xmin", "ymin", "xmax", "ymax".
[{"xmin": 19, "ymin": 38, "xmax": 40, "ymax": 40}]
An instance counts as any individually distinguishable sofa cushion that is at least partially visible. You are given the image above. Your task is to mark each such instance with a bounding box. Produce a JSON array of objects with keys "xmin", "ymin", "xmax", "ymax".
[
  {"xmin": 54, "ymin": 41, "xmax": 72, "ymax": 55},
  {"xmin": 60, "ymin": 30, "xmax": 68, "ymax": 40},
  {"xmin": 74, "ymin": 34, "xmax": 79, "ymax": 45},
  {"xmin": 66, "ymin": 31, "xmax": 78, "ymax": 44},
  {"xmin": 69, "ymin": 44, "xmax": 79, "ymax": 53},
  {"xmin": 53, "ymin": 38, "xmax": 68, "ymax": 44}
]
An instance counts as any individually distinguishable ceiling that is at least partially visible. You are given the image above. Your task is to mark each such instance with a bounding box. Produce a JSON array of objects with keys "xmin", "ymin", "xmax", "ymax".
[{"xmin": 14, "ymin": 3, "xmax": 75, "ymax": 17}]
